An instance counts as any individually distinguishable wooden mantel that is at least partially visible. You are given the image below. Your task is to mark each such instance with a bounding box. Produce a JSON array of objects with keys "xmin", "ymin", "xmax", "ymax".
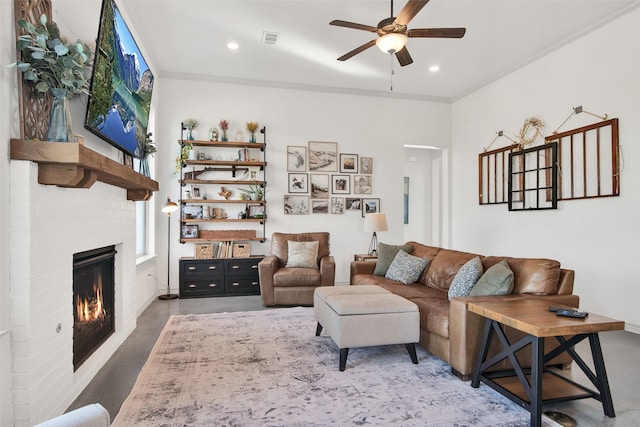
[{"xmin": 10, "ymin": 139, "xmax": 159, "ymax": 201}]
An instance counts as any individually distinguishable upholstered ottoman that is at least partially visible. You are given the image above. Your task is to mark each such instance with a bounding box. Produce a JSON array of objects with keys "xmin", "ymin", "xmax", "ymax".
[{"xmin": 314, "ymin": 285, "xmax": 420, "ymax": 371}]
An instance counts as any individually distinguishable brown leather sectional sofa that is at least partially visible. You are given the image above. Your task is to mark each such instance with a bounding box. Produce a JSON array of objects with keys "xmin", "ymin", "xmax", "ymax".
[{"xmin": 350, "ymin": 241, "xmax": 579, "ymax": 380}]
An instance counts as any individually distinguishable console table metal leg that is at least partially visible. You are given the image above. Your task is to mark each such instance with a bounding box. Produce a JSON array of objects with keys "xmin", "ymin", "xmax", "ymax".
[
  {"xmin": 471, "ymin": 318, "xmax": 493, "ymax": 388},
  {"xmin": 530, "ymin": 336, "xmax": 544, "ymax": 427},
  {"xmin": 589, "ymin": 333, "xmax": 616, "ymax": 417}
]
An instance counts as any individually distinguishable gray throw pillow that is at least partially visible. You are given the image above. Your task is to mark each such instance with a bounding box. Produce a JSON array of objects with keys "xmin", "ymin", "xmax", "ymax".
[
  {"xmin": 385, "ymin": 250, "xmax": 429, "ymax": 285},
  {"xmin": 448, "ymin": 256, "xmax": 483, "ymax": 300},
  {"xmin": 285, "ymin": 241, "xmax": 319, "ymax": 269},
  {"xmin": 373, "ymin": 243, "xmax": 414, "ymax": 276},
  {"xmin": 470, "ymin": 260, "xmax": 514, "ymax": 296}
]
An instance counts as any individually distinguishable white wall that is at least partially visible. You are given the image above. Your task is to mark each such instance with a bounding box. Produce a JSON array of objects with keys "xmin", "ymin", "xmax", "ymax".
[
  {"xmin": 156, "ymin": 79, "xmax": 451, "ymax": 286},
  {"xmin": 451, "ymin": 8, "xmax": 640, "ymax": 331}
]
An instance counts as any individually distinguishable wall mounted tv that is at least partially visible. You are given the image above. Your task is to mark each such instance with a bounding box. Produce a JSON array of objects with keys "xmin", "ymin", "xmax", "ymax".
[{"xmin": 85, "ymin": 0, "xmax": 154, "ymax": 159}]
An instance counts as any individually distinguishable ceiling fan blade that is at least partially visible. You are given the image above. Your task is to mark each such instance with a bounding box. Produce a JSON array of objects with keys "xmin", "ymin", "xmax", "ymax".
[
  {"xmin": 396, "ymin": 46, "xmax": 413, "ymax": 66},
  {"xmin": 337, "ymin": 40, "xmax": 377, "ymax": 61},
  {"xmin": 329, "ymin": 20, "xmax": 377, "ymax": 33},
  {"xmin": 407, "ymin": 28, "xmax": 466, "ymax": 38},
  {"xmin": 395, "ymin": 0, "xmax": 430, "ymax": 26}
]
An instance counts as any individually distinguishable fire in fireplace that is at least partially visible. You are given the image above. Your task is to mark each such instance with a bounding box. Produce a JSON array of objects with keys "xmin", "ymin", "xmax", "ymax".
[{"xmin": 73, "ymin": 246, "xmax": 116, "ymax": 370}]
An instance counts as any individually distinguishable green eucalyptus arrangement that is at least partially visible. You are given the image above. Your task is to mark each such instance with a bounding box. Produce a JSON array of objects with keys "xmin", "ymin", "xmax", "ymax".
[{"xmin": 12, "ymin": 14, "xmax": 92, "ymax": 95}]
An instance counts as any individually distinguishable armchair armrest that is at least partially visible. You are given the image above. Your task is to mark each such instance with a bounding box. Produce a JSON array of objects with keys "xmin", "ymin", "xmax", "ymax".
[
  {"xmin": 258, "ymin": 255, "xmax": 279, "ymax": 306},
  {"xmin": 320, "ymin": 255, "xmax": 336, "ymax": 286}
]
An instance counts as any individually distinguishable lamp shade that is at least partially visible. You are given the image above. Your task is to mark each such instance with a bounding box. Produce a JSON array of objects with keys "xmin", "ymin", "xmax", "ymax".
[
  {"xmin": 161, "ymin": 197, "xmax": 179, "ymax": 214},
  {"xmin": 364, "ymin": 213, "xmax": 388, "ymax": 232},
  {"xmin": 376, "ymin": 33, "xmax": 408, "ymax": 54}
]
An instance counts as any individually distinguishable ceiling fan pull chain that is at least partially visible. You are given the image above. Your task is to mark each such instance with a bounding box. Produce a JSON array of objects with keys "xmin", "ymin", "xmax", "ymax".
[{"xmin": 390, "ymin": 54, "xmax": 395, "ymax": 91}]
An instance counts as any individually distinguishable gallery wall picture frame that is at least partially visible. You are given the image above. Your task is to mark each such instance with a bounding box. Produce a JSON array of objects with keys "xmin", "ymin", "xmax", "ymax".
[
  {"xmin": 362, "ymin": 198, "xmax": 380, "ymax": 217},
  {"xmin": 354, "ymin": 175, "xmax": 372, "ymax": 194},
  {"xmin": 190, "ymin": 184, "xmax": 203, "ymax": 199},
  {"xmin": 346, "ymin": 197, "xmax": 362, "ymax": 211},
  {"xmin": 287, "ymin": 145, "xmax": 307, "ymax": 171},
  {"xmin": 181, "ymin": 224, "xmax": 199, "ymax": 239},
  {"xmin": 331, "ymin": 174, "xmax": 350, "ymax": 194},
  {"xmin": 339, "ymin": 153, "xmax": 358, "ymax": 173},
  {"xmin": 311, "ymin": 199, "xmax": 329, "ymax": 213},
  {"xmin": 308, "ymin": 141, "xmax": 338, "ymax": 172},
  {"xmin": 331, "ymin": 197, "xmax": 345, "ymax": 214},
  {"xmin": 360, "ymin": 157, "xmax": 373, "ymax": 174},
  {"xmin": 288, "ymin": 173, "xmax": 308, "ymax": 193},
  {"xmin": 284, "ymin": 195, "xmax": 309, "ymax": 215},
  {"xmin": 310, "ymin": 174, "xmax": 329, "ymax": 199}
]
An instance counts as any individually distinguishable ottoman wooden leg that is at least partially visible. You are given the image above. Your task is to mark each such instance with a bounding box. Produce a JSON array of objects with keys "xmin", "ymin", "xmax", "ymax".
[
  {"xmin": 339, "ymin": 348, "xmax": 349, "ymax": 371},
  {"xmin": 315, "ymin": 322, "xmax": 323, "ymax": 336},
  {"xmin": 406, "ymin": 343, "xmax": 419, "ymax": 364}
]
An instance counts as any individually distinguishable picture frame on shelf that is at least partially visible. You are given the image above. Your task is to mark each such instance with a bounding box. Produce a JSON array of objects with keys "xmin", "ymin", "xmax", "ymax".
[
  {"xmin": 287, "ymin": 145, "xmax": 307, "ymax": 171},
  {"xmin": 331, "ymin": 174, "xmax": 350, "ymax": 194},
  {"xmin": 248, "ymin": 204, "xmax": 265, "ymax": 219},
  {"xmin": 197, "ymin": 151, "xmax": 206, "ymax": 161},
  {"xmin": 311, "ymin": 199, "xmax": 329, "ymax": 213},
  {"xmin": 310, "ymin": 174, "xmax": 329, "ymax": 199},
  {"xmin": 182, "ymin": 204, "xmax": 203, "ymax": 219},
  {"xmin": 360, "ymin": 157, "xmax": 373, "ymax": 174},
  {"xmin": 288, "ymin": 173, "xmax": 308, "ymax": 193},
  {"xmin": 339, "ymin": 153, "xmax": 358, "ymax": 173},
  {"xmin": 362, "ymin": 198, "xmax": 380, "ymax": 217},
  {"xmin": 331, "ymin": 197, "xmax": 345, "ymax": 214},
  {"xmin": 308, "ymin": 141, "xmax": 338, "ymax": 172},
  {"xmin": 284, "ymin": 195, "xmax": 309, "ymax": 215},
  {"xmin": 346, "ymin": 197, "xmax": 361, "ymax": 211},
  {"xmin": 181, "ymin": 224, "xmax": 199, "ymax": 239},
  {"xmin": 354, "ymin": 175, "xmax": 372, "ymax": 194},
  {"xmin": 190, "ymin": 184, "xmax": 203, "ymax": 199}
]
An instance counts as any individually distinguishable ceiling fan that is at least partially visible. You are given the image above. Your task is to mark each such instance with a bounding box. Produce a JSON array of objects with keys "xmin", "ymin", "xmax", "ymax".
[{"xmin": 330, "ymin": 0, "xmax": 466, "ymax": 66}]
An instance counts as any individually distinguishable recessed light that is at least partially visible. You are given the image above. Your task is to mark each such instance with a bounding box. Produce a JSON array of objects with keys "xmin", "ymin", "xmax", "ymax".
[
  {"xmin": 227, "ymin": 42, "xmax": 239, "ymax": 50},
  {"xmin": 429, "ymin": 65, "xmax": 440, "ymax": 72}
]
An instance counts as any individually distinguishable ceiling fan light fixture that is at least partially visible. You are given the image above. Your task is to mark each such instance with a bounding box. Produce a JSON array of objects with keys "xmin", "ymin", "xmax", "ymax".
[{"xmin": 376, "ymin": 33, "xmax": 408, "ymax": 54}]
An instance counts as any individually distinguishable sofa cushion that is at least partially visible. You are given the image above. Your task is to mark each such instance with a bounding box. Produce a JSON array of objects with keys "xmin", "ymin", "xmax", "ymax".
[
  {"xmin": 425, "ymin": 249, "xmax": 481, "ymax": 291},
  {"xmin": 470, "ymin": 260, "xmax": 514, "ymax": 296},
  {"xmin": 374, "ymin": 242, "xmax": 414, "ymax": 276},
  {"xmin": 411, "ymin": 298, "xmax": 450, "ymax": 339},
  {"xmin": 285, "ymin": 241, "xmax": 319, "ymax": 269},
  {"xmin": 385, "ymin": 250, "xmax": 430, "ymax": 285},
  {"xmin": 403, "ymin": 242, "xmax": 441, "ymax": 284},
  {"xmin": 273, "ymin": 268, "xmax": 321, "ymax": 287},
  {"xmin": 448, "ymin": 256, "xmax": 483, "ymax": 300},
  {"xmin": 482, "ymin": 256, "xmax": 561, "ymax": 295}
]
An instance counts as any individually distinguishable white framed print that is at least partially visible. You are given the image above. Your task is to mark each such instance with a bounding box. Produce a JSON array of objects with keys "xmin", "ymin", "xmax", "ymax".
[
  {"xmin": 284, "ymin": 195, "xmax": 309, "ymax": 215},
  {"xmin": 308, "ymin": 141, "xmax": 338, "ymax": 172},
  {"xmin": 310, "ymin": 174, "xmax": 329, "ymax": 199},
  {"xmin": 353, "ymin": 175, "xmax": 372, "ymax": 194},
  {"xmin": 287, "ymin": 145, "xmax": 307, "ymax": 171},
  {"xmin": 331, "ymin": 197, "xmax": 345, "ymax": 214}
]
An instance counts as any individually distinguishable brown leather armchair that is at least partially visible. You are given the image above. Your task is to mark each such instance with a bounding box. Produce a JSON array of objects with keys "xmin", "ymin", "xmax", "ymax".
[{"xmin": 258, "ymin": 232, "xmax": 335, "ymax": 306}]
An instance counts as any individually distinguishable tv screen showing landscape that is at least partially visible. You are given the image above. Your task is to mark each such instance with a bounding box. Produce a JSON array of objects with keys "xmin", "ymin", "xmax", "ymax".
[{"xmin": 85, "ymin": 0, "xmax": 154, "ymax": 159}]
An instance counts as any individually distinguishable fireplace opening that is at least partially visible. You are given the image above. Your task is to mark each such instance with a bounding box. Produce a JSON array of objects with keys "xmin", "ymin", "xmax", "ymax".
[{"xmin": 73, "ymin": 245, "xmax": 116, "ymax": 370}]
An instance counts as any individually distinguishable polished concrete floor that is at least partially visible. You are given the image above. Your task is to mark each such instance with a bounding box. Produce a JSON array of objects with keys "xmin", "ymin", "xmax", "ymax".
[{"xmin": 69, "ymin": 296, "xmax": 640, "ymax": 426}]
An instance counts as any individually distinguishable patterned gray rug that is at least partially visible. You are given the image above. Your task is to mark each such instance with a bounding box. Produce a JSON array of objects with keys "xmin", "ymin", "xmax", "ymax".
[{"xmin": 113, "ymin": 307, "xmax": 553, "ymax": 426}]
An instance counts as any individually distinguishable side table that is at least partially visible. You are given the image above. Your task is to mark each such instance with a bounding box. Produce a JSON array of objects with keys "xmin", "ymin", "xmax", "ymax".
[{"xmin": 354, "ymin": 254, "xmax": 378, "ymax": 262}]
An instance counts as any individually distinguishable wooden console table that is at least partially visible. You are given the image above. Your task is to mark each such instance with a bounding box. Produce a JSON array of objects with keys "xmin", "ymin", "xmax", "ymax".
[{"xmin": 469, "ymin": 299, "xmax": 624, "ymax": 427}]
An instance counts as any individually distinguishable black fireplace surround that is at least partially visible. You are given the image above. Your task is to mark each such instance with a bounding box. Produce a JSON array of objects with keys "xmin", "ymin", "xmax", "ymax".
[{"xmin": 73, "ymin": 245, "xmax": 116, "ymax": 370}]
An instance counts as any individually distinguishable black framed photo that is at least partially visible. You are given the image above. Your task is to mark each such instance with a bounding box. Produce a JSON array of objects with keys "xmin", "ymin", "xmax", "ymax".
[
  {"xmin": 362, "ymin": 198, "xmax": 380, "ymax": 217},
  {"xmin": 310, "ymin": 174, "xmax": 329, "ymax": 199},
  {"xmin": 288, "ymin": 173, "xmax": 308, "ymax": 193},
  {"xmin": 284, "ymin": 195, "xmax": 309, "ymax": 215},
  {"xmin": 181, "ymin": 224, "xmax": 199, "ymax": 239},
  {"xmin": 331, "ymin": 174, "xmax": 350, "ymax": 194},
  {"xmin": 287, "ymin": 145, "xmax": 307, "ymax": 171},
  {"xmin": 340, "ymin": 153, "xmax": 358, "ymax": 173}
]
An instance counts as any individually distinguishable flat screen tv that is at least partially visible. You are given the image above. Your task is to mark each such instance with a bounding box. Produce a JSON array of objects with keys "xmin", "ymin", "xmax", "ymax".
[{"xmin": 85, "ymin": 0, "xmax": 154, "ymax": 159}]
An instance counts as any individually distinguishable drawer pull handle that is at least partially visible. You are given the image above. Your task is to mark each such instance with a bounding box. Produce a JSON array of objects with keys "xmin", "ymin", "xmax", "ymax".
[
  {"xmin": 232, "ymin": 282, "xmax": 240, "ymax": 286},
  {"xmin": 251, "ymin": 265, "xmax": 258, "ymax": 269},
  {"xmin": 231, "ymin": 265, "xmax": 240, "ymax": 269},
  {"xmin": 252, "ymin": 281, "xmax": 258, "ymax": 285},
  {"xmin": 208, "ymin": 283, "xmax": 218, "ymax": 288},
  {"xmin": 188, "ymin": 266, "xmax": 197, "ymax": 271},
  {"xmin": 188, "ymin": 284, "xmax": 196, "ymax": 288},
  {"xmin": 208, "ymin": 266, "xmax": 217, "ymax": 270}
]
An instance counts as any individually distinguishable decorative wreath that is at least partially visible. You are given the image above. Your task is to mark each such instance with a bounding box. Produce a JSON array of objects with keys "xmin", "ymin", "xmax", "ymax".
[{"xmin": 517, "ymin": 116, "xmax": 544, "ymax": 147}]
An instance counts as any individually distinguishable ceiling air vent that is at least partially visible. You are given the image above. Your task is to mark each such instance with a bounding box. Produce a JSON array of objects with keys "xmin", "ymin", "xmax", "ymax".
[{"xmin": 262, "ymin": 31, "xmax": 279, "ymax": 45}]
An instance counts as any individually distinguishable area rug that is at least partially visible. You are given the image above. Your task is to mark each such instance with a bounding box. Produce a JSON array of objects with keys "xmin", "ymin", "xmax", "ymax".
[{"xmin": 113, "ymin": 307, "xmax": 553, "ymax": 426}]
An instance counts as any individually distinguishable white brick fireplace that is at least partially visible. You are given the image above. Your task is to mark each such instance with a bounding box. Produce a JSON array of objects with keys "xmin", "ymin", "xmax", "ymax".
[{"xmin": 9, "ymin": 159, "xmax": 139, "ymax": 426}]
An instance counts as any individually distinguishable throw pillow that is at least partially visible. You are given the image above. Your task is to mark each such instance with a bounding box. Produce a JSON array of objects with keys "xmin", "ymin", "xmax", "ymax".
[
  {"xmin": 448, "ymin": 256, "xmax": 483, "ymax": 300},
  {"xmin": 373, "ymin": 242, "xmax": 415, "ymax": 276},
  {"xmin": 470, "ymin": 260, "xmax": 514, "ymax": 296},
  {"xmin": 285, "ymin": 241, "xmax": 319, "ymax": 269},
  {"xmin": 385, "ymin": 250, "xmax": 430, "ymax": 285}
]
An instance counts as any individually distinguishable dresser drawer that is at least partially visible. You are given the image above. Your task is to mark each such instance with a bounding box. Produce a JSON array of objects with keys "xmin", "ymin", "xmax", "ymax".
[
  {"xmin": 225, "ymin": 276, "xmax": 260, "ymax": 295},
  {"xmin": 225, "ymin": 258, "xmax": 261, "ymax": 276},
  {"xmin": 180, "ymin": 276, "xmax": 225, "ymax": 297},
  {"xmin": 181, "ymin": 259, "xmax": 224, "ymax": 276}
]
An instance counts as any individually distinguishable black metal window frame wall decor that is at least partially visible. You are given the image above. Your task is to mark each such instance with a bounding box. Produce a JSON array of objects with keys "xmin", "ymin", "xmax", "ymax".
[{"xmin": 508, "ymin": 142, "xmax": 558, "ymax": 211}]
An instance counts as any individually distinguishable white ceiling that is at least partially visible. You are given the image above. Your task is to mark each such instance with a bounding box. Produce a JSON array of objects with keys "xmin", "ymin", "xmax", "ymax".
[{"xmin": 60, "ymin": 0, "xmax": 640, "ymax": 102}]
